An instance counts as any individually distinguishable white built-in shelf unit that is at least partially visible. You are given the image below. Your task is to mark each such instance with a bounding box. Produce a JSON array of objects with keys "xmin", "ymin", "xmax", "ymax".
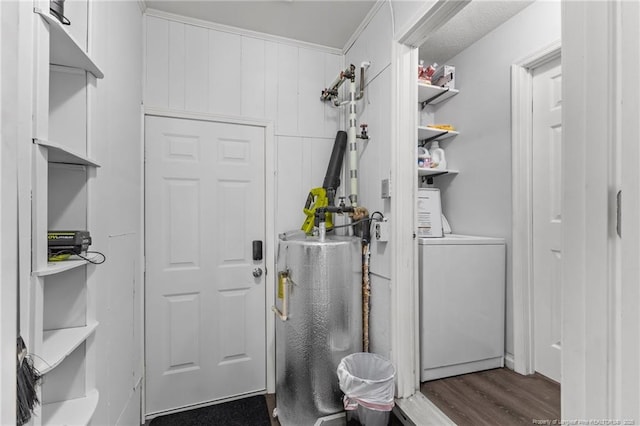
[
  {"xmin": 34, "ymin": 138, "xmax": 100, "ymax": 167},
  {"xmin": 32, "ymin": 253, "xmax": 102, "ymax": 277},
  {"xmin": 32, "ymin": 4, "xmax": 103, "ymax": 426},
  {"xmin": 35, "ymin": 322, "xmax": 99, "ymax": 375},
  {"xmin": 34, "ymin": 8, "xmax": 104, "ymax": 79},
  {"xmin": 42, "ymin": 389, "xmax": 99, "ymax": 426}
]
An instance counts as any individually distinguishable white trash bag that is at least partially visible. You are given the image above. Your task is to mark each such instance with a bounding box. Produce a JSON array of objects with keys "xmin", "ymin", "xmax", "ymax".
[{"xmin": 337, "ymin": 352, "xmax": 396, "ymax": 414}]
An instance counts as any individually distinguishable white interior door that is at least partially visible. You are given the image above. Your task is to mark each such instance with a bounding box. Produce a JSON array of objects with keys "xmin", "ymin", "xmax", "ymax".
[
  {"xmin": 145, "ymin": 115, "xmax": 266, "ymax": 415},
  {"xmin": 532, "ymin": 57, "xmax": 562, "ymax": 382}
]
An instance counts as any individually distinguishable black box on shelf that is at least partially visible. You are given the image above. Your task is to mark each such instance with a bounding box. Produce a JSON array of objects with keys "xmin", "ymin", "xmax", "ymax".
[{"xmin": 48, "ymin": 230, "xmax": 92, "ymax": 255}]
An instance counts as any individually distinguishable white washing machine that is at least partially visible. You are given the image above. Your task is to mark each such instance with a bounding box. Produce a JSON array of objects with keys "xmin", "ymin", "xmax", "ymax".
[{"xmin": 419, "ymin": 234, "xmax": 506, "ymax": 382}]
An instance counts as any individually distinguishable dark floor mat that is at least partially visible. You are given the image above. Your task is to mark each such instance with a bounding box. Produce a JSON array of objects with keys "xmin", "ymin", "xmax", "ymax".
[{"xmin": 150, "ymin": 395, "xmax": 271, "ymax": 426}]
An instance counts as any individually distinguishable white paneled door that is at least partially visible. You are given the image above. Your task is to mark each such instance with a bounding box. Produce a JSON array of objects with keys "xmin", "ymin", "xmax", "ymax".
[
  {"xmin": 532, "ymin": 57, "xmax": 562, "ymax": 383},
  {"xmin": 145, "ymin": 116, "xmax": 266, "ymax": 415}
]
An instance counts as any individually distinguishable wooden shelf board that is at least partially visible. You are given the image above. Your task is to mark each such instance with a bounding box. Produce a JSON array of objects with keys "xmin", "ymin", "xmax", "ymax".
[
  {"xmin": 418, "ymin": 82, "xmax": 459, "ymax": 105},
  {"xmin": 418, "ymin": 168, "xmax": 459, "ymax": 177},
  {"xmin": 42, "ymin": 389, "xmax": 99, "ymax": 426},
  {"xmin": 35, "ymin": 322, "xmax": 99, "ymax": 374},
  {"xmin": 34, "ymin": 8, "xmax": 104, "ymax": 79},
  {"xmin": 34, "ymin": 138, "xmax": 100, "ymax": 167},
  {"xmin": 418, "ymin": 126, "xmax": 459, "ymax": 141}
]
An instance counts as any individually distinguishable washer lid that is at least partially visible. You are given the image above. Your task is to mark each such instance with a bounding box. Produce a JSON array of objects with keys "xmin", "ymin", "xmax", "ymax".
[{"xmin": 418, "ymin": 234, "xmax": 505, "ymax": 245}]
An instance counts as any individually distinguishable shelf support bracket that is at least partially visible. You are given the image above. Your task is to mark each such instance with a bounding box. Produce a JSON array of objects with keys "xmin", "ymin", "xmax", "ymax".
[
  {"xmin": 419, "ymin": 131, "xmax": 449, "ymax": 146},
  {"xmin": 420, "ymin": 87, "xmax": 450, "ymax": 109},
  {"xmin": 420, "ymin": 172, "xmax": 449, "ymax": 181}
]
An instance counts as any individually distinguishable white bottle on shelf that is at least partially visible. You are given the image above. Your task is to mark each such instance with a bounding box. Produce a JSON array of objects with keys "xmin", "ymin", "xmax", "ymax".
[{"xmin": 430, "ymin": 141, "xmax": 447, "ymax": 170}]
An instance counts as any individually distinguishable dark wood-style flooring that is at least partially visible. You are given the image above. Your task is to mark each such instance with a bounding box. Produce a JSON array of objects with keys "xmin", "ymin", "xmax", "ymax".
[
  {"xmin": 149, "ymin": 368, "xmax": 557, "ymax": 426},
  {"xmin": 421, "ymin": 368, "xmax": 560, "ymax": 425}
]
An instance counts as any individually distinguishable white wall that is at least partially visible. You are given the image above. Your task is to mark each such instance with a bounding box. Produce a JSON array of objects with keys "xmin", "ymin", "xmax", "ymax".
[
  {"xmin": 341, "ymin": 0, "xmax": 437, "ymax": 360},
  {"xmin": 389, "ymin": 0, "xmax": 433, "ymax": 36},
  {"xmin": 144, "ymin": 11, "xmax": 343, "ymax": 240},
  {"xmin": 420, "ymin": 0, "xmax": 561, "ymax": 358},
  {"xmin": 0, "ymin": 2, "xmax": 19, "ymax": 423},
  {"xmin": 343, "ymin": 0, "xmax": 561, "ymax": 364},
  {"xmin": 89, "ymin": 1, "xmax": 144, "ymax": 424}
]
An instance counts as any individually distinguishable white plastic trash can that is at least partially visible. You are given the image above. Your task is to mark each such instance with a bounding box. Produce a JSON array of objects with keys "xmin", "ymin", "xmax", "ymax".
[{"xmin": 337, "ymin": 353, "xmax": 396, "ymax": 426}]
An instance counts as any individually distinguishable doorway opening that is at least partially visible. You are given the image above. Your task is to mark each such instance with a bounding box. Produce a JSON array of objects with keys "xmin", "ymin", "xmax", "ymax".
[{"xmin": 391, "ymin": 0, "xmax": 562, "ymax": 422}]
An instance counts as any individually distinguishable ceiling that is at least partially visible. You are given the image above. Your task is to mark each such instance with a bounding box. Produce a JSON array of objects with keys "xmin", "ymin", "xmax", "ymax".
[
  {"xmin": 144, "ymin": 0, "xmax": 534, "ymax": 56},
  {"xmin": 419, "ymin": 1, "xmax": 534, "ymax": 65},
  {"xmin": 144, "ymin": 0, "xmax": 377, "ymax": 49}
]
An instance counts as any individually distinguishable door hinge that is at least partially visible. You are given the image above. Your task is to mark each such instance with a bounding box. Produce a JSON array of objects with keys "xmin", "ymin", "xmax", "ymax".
[{"xmin": 616, "ymin": 190, "xmax": 622, "ymax": 238}]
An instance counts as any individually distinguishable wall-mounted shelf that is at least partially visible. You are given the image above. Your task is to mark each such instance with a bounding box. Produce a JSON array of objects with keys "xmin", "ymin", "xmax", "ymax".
[
  {"xmin": 418, "ymin": 82, "xmax": 458, "ymax": 108},
  {"xmin": 35, "ymin": 322, "xmax": 99, "ymax": 374},
  {"xmin": 417, "ymin": 81, "xmax": 460, "ymax": 181},
  {"xmin": 34, "ymin": 8, "xmax": 104, "ymax": 79},
  {"xmin": 418, "ymin": 168, "xmax": 459, "ymax": 177},
  {"xmin": 34, "ymin": 138, "xmax": 100, "ymax": 167},
  {"xmin": 42, "ymin": 389, "xmax": 99, "ymax": 426},
  {"xmin": 418, "ymin": 126, "xmax": 459, "ymax": 143},
  {"xmin": 32, "ymin": 254, "xmax": 100, "ymax": 277}
]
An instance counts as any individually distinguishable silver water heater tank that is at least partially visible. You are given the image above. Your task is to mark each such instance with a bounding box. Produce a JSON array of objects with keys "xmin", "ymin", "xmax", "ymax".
[{"xmin": 274, "ymin": 235, "xmax": 362, "ymax": 425}]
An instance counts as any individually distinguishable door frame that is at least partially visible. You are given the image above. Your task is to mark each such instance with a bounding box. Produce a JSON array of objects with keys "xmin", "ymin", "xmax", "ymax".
[
  {"xmin": 510, "ymin": 41, "xmax": 561, "ymax": 376},
  {"xmin": 618, "ymin": 0, "xmax": 640, "ymax": 418},
  {"xmin": 390, "ymin": 0, "xmax": 469, "ymax": 408},
  {"xmin": 390, "ymin": 0, "xmax": 630, "ymax": 420},
  {"xmin": 142, "ymin": 107, "xmax": 277, "ymax": 401},
  {"xmin": 562, "ymin": 0, "xmax": 623, "ymax": 417}
]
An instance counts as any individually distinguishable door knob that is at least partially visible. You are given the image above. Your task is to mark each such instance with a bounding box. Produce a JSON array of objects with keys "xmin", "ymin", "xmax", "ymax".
[{"xmin": 253, "ymin": 268, "xmax": 263, "ymax": 278}]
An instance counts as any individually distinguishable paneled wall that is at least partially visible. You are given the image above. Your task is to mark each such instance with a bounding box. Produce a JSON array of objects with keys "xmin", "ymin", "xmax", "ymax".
[
  {"xmin": 144, "ymin": 12, "xmax": 343, "ymax": 235},
  {"xmin": 345, "ymin": 4, "xmax": 394, "ymax": 358}
]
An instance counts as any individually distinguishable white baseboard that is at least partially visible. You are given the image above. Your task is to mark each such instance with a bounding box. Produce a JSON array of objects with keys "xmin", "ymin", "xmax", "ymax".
[{"xmin": 505, "ymin": 352, "xmax": 515, "ymax": 370}]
